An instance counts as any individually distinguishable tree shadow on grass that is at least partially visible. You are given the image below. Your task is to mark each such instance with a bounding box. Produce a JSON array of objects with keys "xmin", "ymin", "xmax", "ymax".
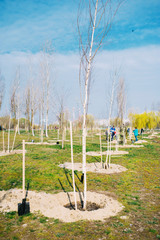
[{"xmin": 58, "ymin": 168, "xmax": 84, "ymax": 209}]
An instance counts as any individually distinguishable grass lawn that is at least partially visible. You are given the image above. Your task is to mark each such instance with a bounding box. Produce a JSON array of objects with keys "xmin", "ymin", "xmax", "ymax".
[{"xmin": 0, "ymin": 129, "xmax": 160, "ymax": 239}]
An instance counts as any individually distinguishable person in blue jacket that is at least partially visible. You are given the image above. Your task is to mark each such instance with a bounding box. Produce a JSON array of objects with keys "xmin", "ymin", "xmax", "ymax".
[
  {"xmin": 133, "ymin": 127, "xmax": 138, "ymax": 141},
  {"xmin": 110, "ymin": 125, "xmax": 116, "ymax": 141}
]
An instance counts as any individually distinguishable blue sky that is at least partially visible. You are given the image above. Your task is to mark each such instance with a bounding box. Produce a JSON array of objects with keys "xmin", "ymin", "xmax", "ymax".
[
  {"xmin": 0, "ymin": 0, "xmax": 159, "ymax": 53},
  {"xmin": 0, "ymin": 0, "xmax": 160, "ymax": 120}
]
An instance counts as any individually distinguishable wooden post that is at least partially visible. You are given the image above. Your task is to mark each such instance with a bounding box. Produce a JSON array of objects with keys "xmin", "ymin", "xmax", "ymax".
[
  {"xmin": 99, "ymin": 129, "xmax": 102, "ymax": 167},
  {"xmin": 70, "ymin": 121, "xmax": 77, "ymax": 210},
  {"xmin": 57, "ymin": 129, "xmax": 59, "ymax": 140},
  {"xmin": 109, "ymin": 134, "xmax": 111, "ymax": 168},
  {"xmin": 116, "ymin": 132, "xmax": 119, "ymax": 152},
  {"xmin": 22, "ymin": 140, "xmax": 25, "ymax": 198},
  {"xmin": 62, "ymin": 128, "xmax": 64, "ymax": 149},
  {"xmin": 8, "ymin": 115, "xmax": 11, "ymax": 152}
]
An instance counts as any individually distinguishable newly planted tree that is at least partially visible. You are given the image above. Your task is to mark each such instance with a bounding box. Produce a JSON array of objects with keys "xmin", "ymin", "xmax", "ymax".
[
  {"xmin": 41, "ymin": 41, "xmax": 53, "ymax": 138},
  {"xmin": 77, "ymin": 0, "xmax": 123, "ymax": 209},
  {"xmin": 117, "ymin": 78, "xmax": 126, "ymax": 145},
  {"xmin": 105, "ymin": 69, "xmax": 118, "ymax": 168}
]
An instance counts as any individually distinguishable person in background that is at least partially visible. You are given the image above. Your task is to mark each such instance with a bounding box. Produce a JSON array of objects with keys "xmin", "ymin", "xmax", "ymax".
[
  {"xmin": 140, "ymin": 128, "xmax": 144, "ymax": 135},
  {"xmin": 133, "ymin": 127, "xmax": 138, "ymax": 142},
  {"xmin": 105, "ymin": 128, "xmax": 108, "ymax": 141},
  {"xmin": 110, "ymin": 125, "xmax": 116, "ymax": 141}
]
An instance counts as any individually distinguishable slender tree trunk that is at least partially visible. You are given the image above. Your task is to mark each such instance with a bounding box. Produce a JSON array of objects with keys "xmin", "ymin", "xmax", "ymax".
[
  {"xmin": 11, "ymin": 125, "xmax": 18, "ymax": 151},
  {"xmin": 41, "ymin": 110, "xmax": 44, "ymax": 143},
  {"xmin": 123, "ymin": 127, "xmax": 125, "ymax": 146},
  {"xmin": 45, "ymin": 109, "xmax": 48, "ymax": 137},
  {"xmin": 105, "ymin": 69, "xmax": 116, "ymax": 168},
  {"xmin": 82, "ymin": 0, "xmax": 98, "ymax": 209},
  {"xmin": 17, "ymin": 96, "xmax": 20, "ymax": 135},
  {"xmin": 32, "ymin": 113, "xmax": 35, "ymax": 136},
  {"xmin": 62, "ymin": 127, "xmax": 64, "ymax": 149},
  {"xmin": 45, "ymin": 73, "xmax": 49, "ymax": 138}
]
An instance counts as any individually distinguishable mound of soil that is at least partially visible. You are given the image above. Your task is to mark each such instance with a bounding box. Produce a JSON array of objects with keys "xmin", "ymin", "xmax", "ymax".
[
  {"xmin": 0, "ymin": 189, "xmax": 124, "ymax": 222},
  {"xmin": 86, "ymin": 150, "xmax": 129, "ymax": 156},
  {"xmin": 59, "ymin": 162, "xmax": 127, "ymax": 174}
]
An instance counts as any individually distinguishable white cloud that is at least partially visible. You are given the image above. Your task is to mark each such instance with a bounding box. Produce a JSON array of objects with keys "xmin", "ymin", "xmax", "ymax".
[{"xmin": 0, "ymin": 45, "xmax": 160, "ymax": 120}]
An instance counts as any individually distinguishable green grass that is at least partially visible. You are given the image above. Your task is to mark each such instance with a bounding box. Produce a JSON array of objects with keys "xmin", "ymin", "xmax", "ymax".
[{"xmin": 0, "ymin": 129, "xmax": 160, "ymax": 239}]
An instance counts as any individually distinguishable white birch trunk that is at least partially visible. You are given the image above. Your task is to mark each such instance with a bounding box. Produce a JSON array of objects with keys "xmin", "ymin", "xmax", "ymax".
[
  {"xmin": 123, "ymin": 127, "xmax": 125, "ymax": 146},
  {"xmin": 82, "ymin": 0, "xmax": 98, "ymax": 209},
  {"xmin": 41, "ymin": 109, "xmax": 44, "ymax": 143},
  {"xmin": 45, "ymin": 112, "xmax": 48, "ymax": 137},
  {"xmin": 129, "ymin": 126, "xmax": 132, "ymax": 141},
  {"xmin": 70, "ymin": 121, "xmax": 77, "ymax": 210}
]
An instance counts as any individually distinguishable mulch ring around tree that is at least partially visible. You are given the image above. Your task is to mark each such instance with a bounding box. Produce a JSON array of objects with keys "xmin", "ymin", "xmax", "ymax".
[
  {"xmin": 59, "ymin": 162, "xmax": 127, "ymax": 174},
  {"xmin": 0, "ymin": 189, "xmax": 124, "ymax": 222}
]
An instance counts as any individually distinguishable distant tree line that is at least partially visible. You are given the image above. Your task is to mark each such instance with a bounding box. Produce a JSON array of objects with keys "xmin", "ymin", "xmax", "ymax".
[{"xmin": 129, "ymin": 111, "xmax": 160, "ymax": 130}]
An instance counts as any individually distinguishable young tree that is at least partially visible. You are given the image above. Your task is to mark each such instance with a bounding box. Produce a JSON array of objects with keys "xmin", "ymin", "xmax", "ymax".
[
  {"xmin": 10, "ymin": 72, "xmax": 19, "ymax": 125},
  {"xmin": 28, "ymin": 60, "xmax": 38, "ymax": 137},
  {"xmin": 77, "ymin": 0, "xmax": 123, "ymax": 209},
  {"xmin": 40, "ymin": 41, "xmax": 53, "ymax": 138},
  {"xmin": 117, "ymin": 78, "xmax": 126, "ymax": 145},
  {"xmin": 56, "ymin": 93, "xmax": 68, "ymax": 149},
  {"xmin": 105, "ymin": 68, "xmax": 119, "ymax": 168},
  {"xmin": 25, "ymin": 86, "xmax": 31, "ymax": 132}
]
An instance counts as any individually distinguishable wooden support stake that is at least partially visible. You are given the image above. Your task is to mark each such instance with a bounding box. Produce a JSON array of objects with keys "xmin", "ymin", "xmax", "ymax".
[
  {"xmin": 8, "ymin": 115, "xmax": 11, "ymax": 152},
  {"xmin": 99, "ymin": 129, "xmax": 102, "ymax": 167},
  {"xmin": 3, "ymin": 130, "xmax": 5, "ymax": 152},
  {"xmin": 22, "ymin": 140, "xmax": 25, "ymax": 198},
  {"xmin": 70, "ymin": 121, "xmax": 77, "ymax": 210},
  {"xmin": 57, "ymin": 129, "xmax": 59, "ymax": 140}
]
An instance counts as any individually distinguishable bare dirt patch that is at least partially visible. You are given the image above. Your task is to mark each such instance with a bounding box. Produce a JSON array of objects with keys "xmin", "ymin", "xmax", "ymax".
[
  {"xmin": 59, "ymin": 162, "xmax": 127, "ymax": 174},
  {"xmin": 0, "ymin": 189, "xmax": 124, "ymax": 222},
  {"xmin": 86, "ymin": 150, "xmax": 129, "ymax": 156},
  {"xmin": 134, "ymin": 140, "xmax": 148, "ymax": 144},
  {"xmin": 0, "ymin": 150, "xmax": 24, "ymax": 157},
  {"xmin": 118, "ymin": 144, "xmax": 144, "ymax": 148},
  {"xmin": 25, "ymin": 142, "xmax": 57, "ymax": 145}
]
